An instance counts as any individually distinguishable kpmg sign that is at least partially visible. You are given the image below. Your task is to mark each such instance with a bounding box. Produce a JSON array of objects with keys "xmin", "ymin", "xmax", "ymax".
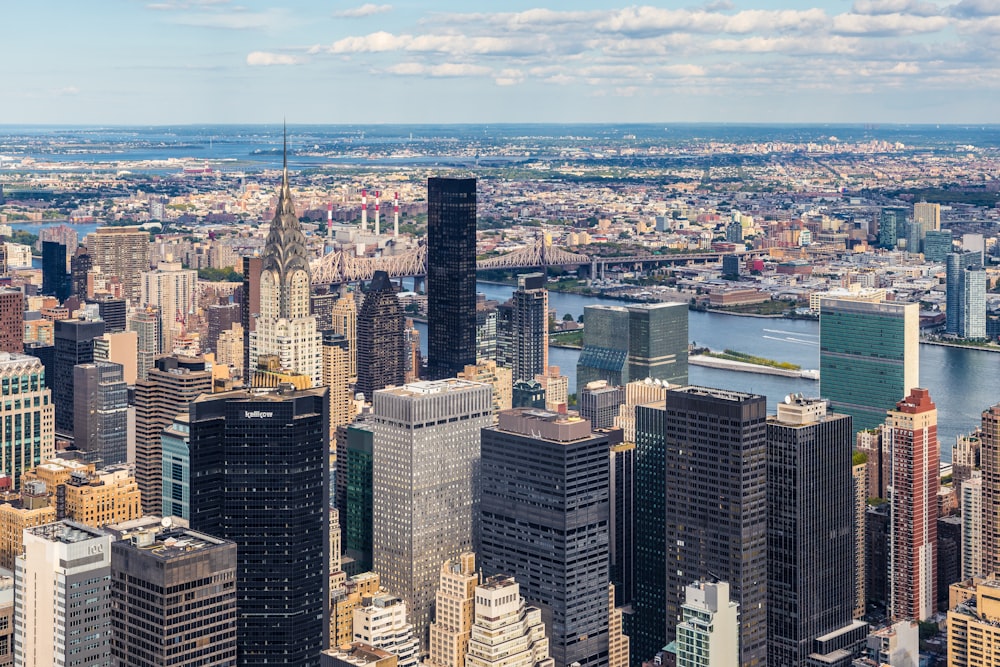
[{"xmin": 244, "ymin": 410, "xmax": 274, "ymax": 419}]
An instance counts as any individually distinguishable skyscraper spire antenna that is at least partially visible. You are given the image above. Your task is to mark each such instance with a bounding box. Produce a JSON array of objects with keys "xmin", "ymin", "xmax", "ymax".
[{"xmin": 282, "ymin": 118, "xmax": 287, "ymax": 174}]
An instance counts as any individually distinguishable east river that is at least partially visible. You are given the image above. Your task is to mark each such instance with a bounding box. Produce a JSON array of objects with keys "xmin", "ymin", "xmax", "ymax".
[{"xmin": 416, "ymin": 282, "xmax": 1000, "ymax": 462}]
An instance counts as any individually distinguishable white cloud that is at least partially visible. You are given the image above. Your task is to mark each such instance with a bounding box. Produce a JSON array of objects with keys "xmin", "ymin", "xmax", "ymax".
[
  {"xmin": 851, "ymin": 0, "xmax": 942, "ymax": 16},
  {"xmin": 170, "ymin": 8, "xmax": 289, "ymax": 30},
  {"xmin": 334, "ymin": 4, "xmax": 392, "ymax": 19},
  {"xmin": 316, "ymin": 30, "xmax": 409, "ymax": 53},
  {"xmin": 246, "ymin": 51, "xmax": 304, "ymax": 66},
  {"xmin": 889, "ymin": 61, "xmax": 921, "ymax": 73},
  {"xmin": 831, "ymin": 12, "xmax": 951, "ymax": 35},
  {"xmin": 146, "ymin": 0, "xmax": 230, "ymax": 10},
  {"xmin": 597, "ymin": 7, "xmax": 828, "ymax": 36},
  {"xmin": 386, "ymin": 62, "xmax": 492, "ymax": 77},
  {"xmin": 494, "ymin": 69, "xmax": 524, "ymax": 86}
]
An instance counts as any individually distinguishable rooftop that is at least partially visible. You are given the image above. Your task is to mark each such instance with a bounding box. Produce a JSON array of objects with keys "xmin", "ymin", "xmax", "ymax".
[{"xmin": 27, "ymin": 520, "xmax": 106, "ymax": 544}]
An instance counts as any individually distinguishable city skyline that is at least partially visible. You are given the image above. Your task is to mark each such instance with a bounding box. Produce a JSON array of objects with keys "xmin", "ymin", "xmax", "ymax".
[{"xmin": 2, "ymin": 1, "xmax": 999, "ymax": 125}]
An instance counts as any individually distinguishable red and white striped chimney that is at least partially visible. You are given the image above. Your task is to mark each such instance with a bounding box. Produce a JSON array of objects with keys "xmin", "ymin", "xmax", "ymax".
[
  {"xmin": 361, "ymin": 189, "xmax": 368, "ymax": 231},
  {"xmin": 393, "ymin": 191, "xmax": 400, "ymax": 237},
  {"xmin": 374, "ymin": 191, "xmax": 381, "ymax": 236}
]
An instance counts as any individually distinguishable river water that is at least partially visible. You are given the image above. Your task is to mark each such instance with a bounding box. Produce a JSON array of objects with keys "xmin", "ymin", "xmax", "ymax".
[{"xmin": 416, "ymin": 282, "xmax": 1000, "ymax": 462}]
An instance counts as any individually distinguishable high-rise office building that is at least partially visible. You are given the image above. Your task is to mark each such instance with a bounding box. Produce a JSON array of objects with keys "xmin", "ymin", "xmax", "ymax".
[
  {"xmin": 887, "ymin": 388, "xmax": 939, "ymax": 622},
  {"xmin": 0, "ymin": 353, "xmax": 53, "ymax": 488},
  {"xmin": 352, "ymin": 594, "xmax": 420, "ymax": 667},
  {"xmin": 767, "ymin": 397, "xmax": 866, "ymax": 666},
  {"xmin": 134, "ymin": 355, "xmax": 212, "ymax": 514},
  {"xmin": 206, "ymin": 302, "xmax": 241, "ymax": 353},
  {"xmin": 510, "ymin": 273, "xmax": 548, "ymax": 383},
  {"xmin": 70, "ymin": 248, "xmax": 92, "ymax": 300},
  {"xmin": 41, "ymin": 241, "xmax": 70, "ymax": 302},
  {"xmin": 878, "ymin": 207, "xmax": 906, "ymax": 249},
  {"xmin": 426, "ymin": 177, "xmax": 477, "ymax": 380},
  {"xmin": 675, "ymin": 582, "xmax": 741, "ymax": 667},
  {"xmin": 89, "ymin": 294, "xmax": 127, "ymax": 333},
  {"xmin": 914, "ymin": 201, "xmax": 941, "ymax": 232},
  {"xmin": 111, "ymin": 525, "xmax": 238, "ymax": 667},
  {"xmin": 142, "ymin": 260, "xmax": 198, "ymax": 352},
  {"xmin": 85, "ymin": 226, "xmax": 151, "ymax": 303},
  {"xmin": 577, "ymin": 303, "xmax": 688, "ymax": 388},
  {"xmin": 249, "ymin": 153, "xmax": 322, "ymax": 387},
  {"xmin": 372, "ymin": 379, "xmax": 492, "ymax": 653},
  {"xmin": 979, "ymin": 404, "xmax": 1000, "ymax": 575},
  {"xmin": 853, "ymin": 454, "xmax": 868, "ymax": 619},
  {"xmin": 819, "ymin": 299, "xmax": 919, "ymax": 432},
  {"xmin": 216, "ymin": 324, "xmax": 244, "ymax": 375},
  {"xmin": 475, "ymin": 295, "xmax": 498, "ymax": 364},
  {"xmin": 356, "ymin": 271, "xmax": 405, "ymax": 402},
  {"xmin": 323, "ymin": 332, "xmax": 354, "ymax": 439},
  {"xmin": 344, "ymin": 424, "xmax": 374, "ymax": 572},
  {"xmin": 0, "ymin": 289, "xmax": 24, "ymax": 354},
  {"xmin": 946, "ymin": 251, "xmax": 985, "ymax": 338},
  {"xmin": 330, "ymin": 290, "xmax": 358, "ymax": 379},
  {"xmin": 923, "ymin": 230, "xmax": 952, "ymax": 262},
  {"xmin": 633, "ymin": 387, "xmax": 768, "ymax": 667},
  {"xmin": 457, "ymin": 361, "xmax": 513, "ymax": 420},
  {"xmin": 14, "ymin": 520, "xmax": 112, "ymax": 667},
  {"xmin": 73, "ymin": 361, "xmax": 128, "ymax": 465},
  {"xmin": 93, "ymin": 330, "xmax": 138, "ymax": 385},
  {"xmin": 426, "ymin": 552, "xmax": 478, "ymax": 667},
  {"xmin": 188, "ymin": 386, "xmax": 330, "ymax": 666},
  {"xmin": 129, "ymin": 306, "xmax": 162, "ymax": 380},
  {"xmin": 962, "ymin": 470, "xmax": 983, "ymax": 580},
  {"xmin": 465, "ymin": 575, "xmax": 554, "ymax": 667},
  {"xmin": 610, "ymin": 440, "xmax": 634, "ymax": 608},
  {"xmin": 240, "ymin": 255, "xmax": 262, "ymax": 379},
  {"xmin": 579, "ymin": 380, "xmax": 625, "ymax": 429},
  {"xmin": 53, "ymin": 317, "xmax": 105, "ymax": 436},
  {"xmin": 480, "ymin": 408, "xmax": 611, "ymax": 667},
  {"xmin": 161, "ymin": 413, "xmax": 191, "ymax": 520}
]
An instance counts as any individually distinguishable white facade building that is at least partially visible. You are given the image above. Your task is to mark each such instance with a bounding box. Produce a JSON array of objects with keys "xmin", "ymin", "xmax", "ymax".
[
  {"xmin": 465, "ymin": 575, "xmax": 553, "ymax": 667},
  {"xmin": 675, "ymin": 581, "xmax": 740, "ymax": 667},
  {"xmin": 962, "ymin": 471, "xmax": 983, "ymax": 580},
  {"xmin": 353, "ymin": 593, "xmax": 419, "ymax": 667}
]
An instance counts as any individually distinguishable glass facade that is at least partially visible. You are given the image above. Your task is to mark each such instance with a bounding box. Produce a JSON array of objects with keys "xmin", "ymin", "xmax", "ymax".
[
  {"xmin": 357, "ymin": 271, "xmax": 405, "ymax": 401},
  {"xmin": 426, "ymin": 177, "xmax": 478, "ymax": 380},
  {"xmin": 345, "ymin": 424, "xmax": 374, "ymax": 572}
]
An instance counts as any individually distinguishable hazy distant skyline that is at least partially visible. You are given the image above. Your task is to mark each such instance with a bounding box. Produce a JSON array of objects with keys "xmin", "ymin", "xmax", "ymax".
[{"xmin": 3, "ymin": 0, "xmax": 998, "ymax": 125}]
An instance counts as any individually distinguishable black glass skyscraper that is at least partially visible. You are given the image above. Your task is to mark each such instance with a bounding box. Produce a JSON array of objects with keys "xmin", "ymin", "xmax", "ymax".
[
  {"xmin": 53, "ymin": 318, "xmax": 105, "ymax": 436},
  {"xmin": 426, "ymin": 177, "xmax": 477, "ymax": 380},
  {"xmin": 356, "ymin": 270, "xmax": 404, "ymax": 401},
  {"xmin": 41, "ymin": 241, "xmax": 70, "ymax": 302},
  {"xmin": 188, "ymin": 386, "xmax": 329, "ymax": 666}
]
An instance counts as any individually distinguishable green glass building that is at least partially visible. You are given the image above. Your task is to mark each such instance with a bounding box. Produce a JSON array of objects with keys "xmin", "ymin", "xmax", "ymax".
[
  {"xmin": 922, "ymin": 230, "xmax": 953, "ymax": 263},
  {"xmin": 344, "ymin": 423, "xmax": 374, "ymax": 573},
  {"xmin": 819, "ymin": 299, "xmax": 919, "ymax": 431}
]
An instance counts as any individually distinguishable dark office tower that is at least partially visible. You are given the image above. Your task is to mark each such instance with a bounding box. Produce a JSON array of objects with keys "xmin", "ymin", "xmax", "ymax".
[
  {"xmin": 495, "ymin": 299, "xmax": 514, "ymax": 369},
  {"xmin": 135, "ymin": 355, "xmax": 212, "ymax": 515},
  {"xmin": 41, "ymin": 241, "xmax": 70, "ymax": 302},
  {"xmin": 923, "ymin": 230, "xmax": 952, "ymax": 262},
  {"xmin": 426, "ymin": 177, "xmax": 477, "ymax": 380},
  {"xmin": 71, "ymin": 248, "xmax": 92, "ymax": 299},
  {"xmin": 865, "ymin": 503, "xmax": 891, "ymax": 613},
  {"xmin": 89, "ymin": 294, "xmax": 127, "ymax": 333},
  {"xmin": 356, "ymin": 271, "xmax": 405, "ymax": 402},
  {"xmin": 627, "ymin": 302, "xmax": 688, "ymax": 385},
  {"xmin": 511, "ymin": 272, "xmax": 548, "ymax": 383},
  {"xmin": 878, "ymin": 207, "xmax": 906, "ymax": 249},
  {"xmin": 937, "ymin": 516, "xmax": 961, "ymax": 612},
  {"xmin": 73, "ymin": 361, "xmax": 128, "ymax": 465},
  {"xmin": 53, "ymin": 317, "xmax": 105, "ymax": 436},
  {"xmin": 344, "ymin": 423, "xmax": 374, "ymax": 573},
  {"xmin": 311, "ymin": 291, "xmax": 338, "ymax": 332},
  {"xmin": 23, "ymin": 341, "xmax": 54, "ymax": 389},
  {"xmin": 579, "ymin": 380, "xmax": 625, "ymax": 429},
  {"xmin": 610, "ymin": 440, "xmax": 634, "ymax": 608},
  {"xmin": 188, "ymin": 386, "xmax": 329, "ymax": 666},
  {"xmin": 480, "ymin": 409, "xmax": 611, "ymax": 667},
  {"xmin": 207, "ymin": 302, "xmax": 240, "ymax": 353},
  {"xmin": 767, "ymin": 398, "xmax": 864, "ymax": 667},
  {"xmin": 633, "ymin": 387, "xmax": 768, "ymax": 667},
  {"xmin": 111, "ymin": 527, "xmax": 238, "ymax": 666},
  {"xmin": 240, "ymin": 255, "xmax": 262, "ymax": 379},
  {"xmin": 0, "ymin": 289, "xmax": 24, "ymax": 353}
]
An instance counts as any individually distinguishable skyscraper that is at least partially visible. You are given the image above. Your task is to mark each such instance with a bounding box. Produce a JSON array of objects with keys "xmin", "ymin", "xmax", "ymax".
[
  {"xmin": 979, "ymin": 404, "xmax": 1000, "ymax": 576},
  {"xmin": 946, "ymin": 250, "xmax": 985, "ymax": 338},
  {"xmin": 73, "ymin": 361, "xmax": 128, "ymax": 465},
  {"xmin": 240, "ymin": 255, "xmax": 262, "ymax": 379},
  {"xmin": 323, "ymin": 331, "xmax": 355, "ymax": 439},
  {"xmin": 610, "ymin": 440, "xmax": 634, "ymax": 608},
  {"xmin": 426, "ymin": 552, "xmax": 478, "ymax": 667},
  {"xmin": 633, "ymin": 387, "xmax": 768, "ymax": 667},
  {"xmin": 510, "ymin": 273, "xmax": 548, "ymax": 383},
  {"xmin": 913, "ymin": 201, "xmax": 941, "ymax": 232},
  {"xmin": 41, "ymin": 241, "xmax": 70, "ymax": 302},
  {"xmin": 878, "ymin": 207, "xmax": 907, "ymax": 249},
  {"xmin": 249, "ymin": 144, "xmax": 322, "ymax": 386},
  {"xmin": 819, "ymin": 299, "xmax": 919, "ymax": 432},
  {"xmin": 330, "ymin": 290, "xmax": 358, "ymax": 379},
  {"xmin": 161, "ymin": 413, "xmax": 191, "ymax": 520},
  {"xmin": 88, "ymin": 294, "xmax": 127, "ymax": 333},
  {"xmin": 111, "ymin": 525, "xmax": 238, "ymax": 667},
  {"xmin": 188, "ymin": 385, "xmax": 330, "ymax": 666},
  {"xmin": 887, "ymin": 388, "xmax": 939, "ymax": 622},
  {"xmin": 372, "ymin": 379, "xmax": 492, "ymax": 653},
  {"xmin": 480, "ymin": 408, "xmax": 611, "ymax": 667},
  {"xmin": 579, "ymin": 380, "xmax": 625, "ymax": 429},
  {"xmin": 344, "ymin": 424, "xmax": 374, "ymax": 572},
  {"xmin": 426, "ymin": 177, "xmax": 477, "ymax": 380},
  {"xmin": 134, "ymin": 355, "xmax": 213, "ymax": 514},
  {"xmin": 53, "ymin": 317, "xmax": 105, "ymax": 436},
  {"xmin": 962, "ymin": 470, "xmax": 982, "ymax": 580},
  {"xmin": 922, "ymin": 230, "xmax": 952, "ymax": 262},
  {"xmin": 0, "ymin": 288, "xmax": 24, "ymax": 354},
  {"xmin": 70, "ymin": 248, "xmax": 92, "ymax": 300},
  {"xmin": 207, "ymin": 302, "xmax": 241, "ymax": 353},
  {"xmin": 577, "ymin": 303, "xmax": 688, "ymax": 387},
  {"xmin": 675, "ymin": 582, "xmax": 741, "ymax": 667},
  {"xmin": 465, "ymin": 575, "xmax": 554, "ymax": 667},
  {"xmin": 14, "ymin": 520, "xmax": 112, "ymax": 667},
  {"xmin": 85, "ymin": 226, "xmax": 151, "ymax": 304},
  {"xmin": 767, "ymin": 397, "xmax": 865, "ymax": 666},
  {"xmin": 352, "ymin": 593, "xmax": 420, "ymax": 667},
  {"xmin": 356, "ymin": 271, "xmax": 405, "ymax": 402},
  {"xmin": 142, "ymin": 260, "xmax": 198, "ymax": 352},
  {"xmin": 130, "ymin": 306, "xmax": 162, "ymax": 381},
  {"xmin": 0, "ymin": 353, "xmax": 53, "ymax": 488}
]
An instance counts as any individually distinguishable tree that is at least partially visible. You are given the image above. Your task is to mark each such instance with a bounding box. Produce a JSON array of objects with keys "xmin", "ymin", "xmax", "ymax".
[{"xmin": 562, "ymin": 313, "xmax": 574, "ymax": 321}]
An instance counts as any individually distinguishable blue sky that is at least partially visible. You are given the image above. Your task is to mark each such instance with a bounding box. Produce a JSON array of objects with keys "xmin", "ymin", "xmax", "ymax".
[{"xmin": 3, "ymin": 0, "xmax": 998, "ymax": 124}]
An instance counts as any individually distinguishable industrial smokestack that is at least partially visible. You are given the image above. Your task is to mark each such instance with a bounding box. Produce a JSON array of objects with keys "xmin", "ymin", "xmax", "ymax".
[
  {"xmin": 393, "ymin": 191, "xmax": 400, "ymax": 238},
  {"xmin": 374, "ymin": 191, "xmax": 381, "ymax": 236},
  {"xmin": 361, "ymin": 189, "xmax": 368, "ymax": 231}
]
